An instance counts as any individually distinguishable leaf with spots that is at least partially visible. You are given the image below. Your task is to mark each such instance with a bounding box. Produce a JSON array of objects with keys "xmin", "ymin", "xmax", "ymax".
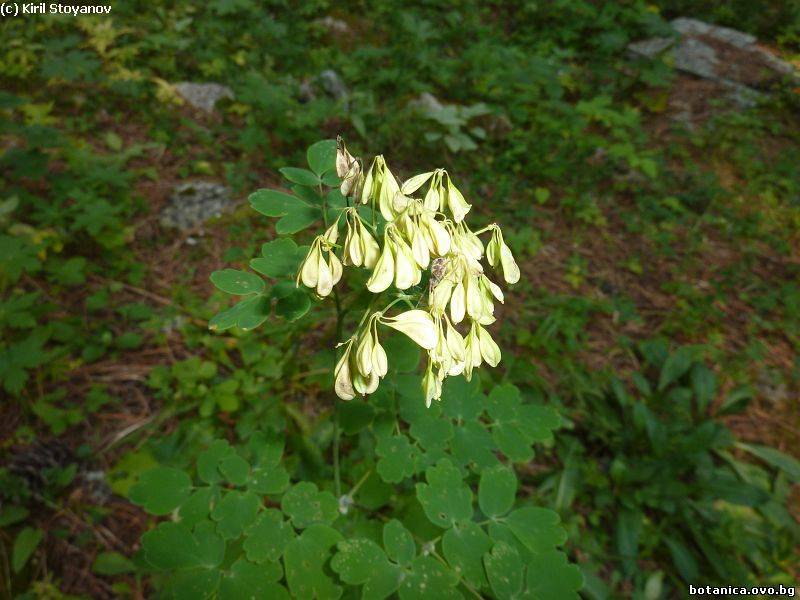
[
  {"xmin": 331, "ymin": 538, "xmax": 403, "ymax": 599},
  {"xmin": 398, "ymin": 555, "xmax": 461, "ymax": 600},
  {"xmin": 376, "ymin": 434, "xmax": 418, "ymax": 483},
  {"xmin": 210, "ymin": 490, "xmax": 260, "ymax": 540},
  {"xmin": 243, "ymin": 508, "xmax": 295, "ymax": 563},
  {"xmin": 281, "ymin": 482, "xmax": 338, "ymax": 529},
  {"xmin": 484, "ymin": 542, "xmax": 524, "ymax": 600},
  {"xmin": 383, "ymin": 518, "xmax": 416, "ymax": 566},
  {"xmin": 479, "ymin": 465, "xmax": 517, "ymax": 518},
  {"xmin": 284, "ymin": 524, "xmax": 343, "ymax": 599},
  {"xmin": 218, "ymin": 557, "xmax": 288, "ymax": 600},
  {"xmin": 442, "ymin": 521, "xmax": 492, "ymax": 588},
  {"xmin": 415, "ymin": 459, "xmax": 473, "ymax": 528}
]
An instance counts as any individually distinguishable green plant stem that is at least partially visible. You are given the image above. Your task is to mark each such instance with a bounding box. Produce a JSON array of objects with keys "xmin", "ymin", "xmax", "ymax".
[{"xmin": 333, "ymin": 288, "xmax": 344, "ymax": 499}]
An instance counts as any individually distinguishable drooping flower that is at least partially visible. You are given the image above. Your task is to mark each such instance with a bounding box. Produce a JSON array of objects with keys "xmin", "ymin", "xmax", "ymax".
[
  {"xmin": 486, "ymin": 224, "xmax": 520, "ymax": 284},
  {"xmin": 342, "ymin": 208, "xmax": 380, "ymax": 268},
  {"xmin": 297, "ymin": 235, "xmax": 343, "ymax": 298},
  {"xmin": 361, "ymin": 156, "xmax": 401, "ymax": 221},
  {"xmin": 334, "ymin": 339, "xmax": 356, "ymax": 400},
  {"xmin": 380, "ymin": 309, "xmax": 437, "ymax": 350},
  {"xmin": 366, "ymin": 235, "xmax": 396, "ymax": 293}
]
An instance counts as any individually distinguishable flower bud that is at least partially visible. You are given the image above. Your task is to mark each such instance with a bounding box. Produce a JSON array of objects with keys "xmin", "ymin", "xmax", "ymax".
[
  {"xmin": 336, "ymin": 137, "xmax": 363, "ymax": 198},
  {"xmin": 422, "ymin": 360, "xmax": 442, "ymax": 408},
  {"xmin": 487, "ymin": 226, "xmax": 519, "ymax": 284}
]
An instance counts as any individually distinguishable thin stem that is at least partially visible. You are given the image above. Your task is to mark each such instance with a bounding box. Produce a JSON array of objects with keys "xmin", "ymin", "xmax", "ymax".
[
  {"xmin": 333, "ymin": 291, "xmax": 344, "ymax": 498},
  {"xmin": 347, "ymin": 468, "xmax": 373, "ymax": 499}
]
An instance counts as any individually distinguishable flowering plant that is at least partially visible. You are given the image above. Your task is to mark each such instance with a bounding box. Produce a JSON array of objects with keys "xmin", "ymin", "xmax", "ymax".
[{"xmin": 291, "ymin": 138, "xmax": 519, "ymax": 406}]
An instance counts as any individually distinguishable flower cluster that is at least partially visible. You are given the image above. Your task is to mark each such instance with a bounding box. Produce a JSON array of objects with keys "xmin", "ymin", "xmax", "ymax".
[{"xmin": 298, "ymin": 138, "xmax": 519, "ymax": 407}]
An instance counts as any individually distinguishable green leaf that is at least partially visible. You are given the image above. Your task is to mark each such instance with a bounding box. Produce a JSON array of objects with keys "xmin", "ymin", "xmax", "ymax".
[
  {"xmin": 280, "ymin": 167, "xmax": 321, "ymax": 186},
  {"xmin": 442, "ymin": 521, "xmax": 491, "ymax": 588},
  {"xmin": 249, "ymin": 464, "xmax": 290, "ymax": 495},
  {"xmin": 273, "ymin": 285, "xmax": 311, "ymax": 321},
  {"xmin": 219, "ymin": 454, "xmax": 250, "ymax": 486},
  {"xmin": 249, "ymin": 189, "xmax": 319, "ymax": 234},
  {"xmin": 235, "ymin": 295, "xmax": 271, "ymax": 331},
  {"xmin": 505, "ymin": 507, "xmax": 566, "ymax": 554},
  {"xmin": 251, "ymin": 238, "xmax": 304, "ymax": 278},
  {"xmin": 441, "ymin": 376, "xmax": 484, "ymax": 421},
  {"xmin": 129, "ymin": 467, "xmax": 192, "ymax": 515},
  {"xmin": 12, "ymin": 527, "xmax": 43, "ymax": 573},
  {"xmin": 363, "ymin": 563, "xmax": 404, "ymax": 599},
  {"xmin": 331, "ymin": 538, "xmax": 387, "ymax": 584},
  {"xmin": 398, "ymin": 555, "xmax": 460, "ymax": 600},
  {"xmin": 452, "ymin": 421, "xmax": 500, "ymax": 471},
  {"xmin": 736, "ymin": 442, "xmax": 800, "ymax": 482},
  {"xmin": 209, "ymin": 296, "xmax": 262, "ymax": 332},
  {"xmin": 383, "ymin": 519, "xmax": 416, "ymax": 566},
  {"xmin": 141, "ymin": 521, "xmax": 224, "ymax": 570},
  {"xmin": 416, "ymin": 459, "xmax": 473, "ymax": 528},
  {"xmin": 244, "ymin": 508, "xmax": 295, "ymax": 563},
  {"xmin": 210, "ymin": 269, "xmax": 265, "ymax": 295},
  {"xmin": 211, "ymin": 490, "xmax": 261, "ymax": 539},
  {"xmin": 92, "ymin": 551, "xmax": 135, "ymax": 575},
  {"xmin": 376, "ymin": 434, "xmax": 418, "ymax": 483},
  {"xmin": 525, "ymin": 550, "xmax": 583, "ymax": 599},
  {"xmin": 219, "ymin": 557, "xmax": 287, "ymax": 600},
  {"xmin": 410, "ymin": 417, "xmax": 453, "ymax": 451},
  {"xmin": 484, "ymin": 542, "xmax": 524, "ymax": 600},
  {"xmin": 178, "ymin": 487, "xmax": 215, "ymax": 527},
  {"xmin": 249, "ymin": 189, "xmax": 303, "ymax": 216},
  {"xmin": 616, "ymin": 509, "xmax": 642, "ymax": 576},
  {"xmin": 197, "ymin": 440, "xmax": 235, "ymax": 484},
  {"xmin": 479, "ymin": 465, "xmax": 517, "ymax": 518},
  {"xmin": 306, "ymin": 139, "xmax": 337, "ymax": 175},
  {"xmin": 281, "ymin": 482, "xmax": 338, "ymax": 529},
  {"xmin": 275, "ymin": 205, "xmax": 320, "ymax": 234},
  {"xmin": 284, "ymin": 524, "xmax": 343, "ymax": 599},
  {"xmin": 165, "ymin": 568, "xmax": 221, "ymax": 600},
  {"xmin": 658, "ymin": 347, "xmax": 695, "ymax": 391},
  {"xmin": 0, "ymin": 505, "xmax": 29, "ymax": 528},
  {"xmin": 664, "ymin": 536, "xmax": 698, "ymax": 582},
  {"xmin": 690, "ymin": 362, "xmax": 716, "ymax": 412},
  {"xmin": 339, "ymin": 400, "xmax": 375, "ymax": 434}
]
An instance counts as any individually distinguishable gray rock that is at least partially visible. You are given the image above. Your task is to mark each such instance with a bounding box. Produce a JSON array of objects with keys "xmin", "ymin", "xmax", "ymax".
[
  {"xmin": 298, "ymin": 70, "xmax": 349, "ymax": 104},
  {"xmin": 671, "ymin": 17, "xmax": 756, "ymax": 48},
  {"xmin": 174, "ymin": 82, "xmax": 234, "ymax": 113},
  {"xmin": 313, "ymin": 16, "xmax": 349, "ymax": 35},
  {"xmin": 671, "ymin": 36, "xmax": 720, "ymax": 81},
  {"xmin": 409, "ymin": 92, "xmax": 445, "ymax": 113},
  {"xmin": 628, "ymin": 17, "xmax": 796, "ymax": 112},
  {"xmin": 627, "ymin": 36, "xmax": 674, "ymax": 58},
  {"xmin": 318, "ymin": 69, "xmax": 349, "ymax": 101},
  {"xmin": 159, "ymin": 181, "xmax": 235, "ymax": 230}
]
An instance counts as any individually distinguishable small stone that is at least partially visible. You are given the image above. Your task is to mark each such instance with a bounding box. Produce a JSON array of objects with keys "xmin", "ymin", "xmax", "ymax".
[
  {"xmin": 174, "ymin": 82, "xmax": 234, "ymax": 113},
  {"xmin": 159, "ymin": 181, "xmax": 235, "ymax": 231},
  {"xmin": 409, "ymin": 92, "xmax": 445, "ymax": 113},
  {"xmin": 318, "ymin": 69, "xmax": 348, "ymax": 101},
  {"xmin": 312, "ymin": 16, "xmax": 349, "ymax": 35}
]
